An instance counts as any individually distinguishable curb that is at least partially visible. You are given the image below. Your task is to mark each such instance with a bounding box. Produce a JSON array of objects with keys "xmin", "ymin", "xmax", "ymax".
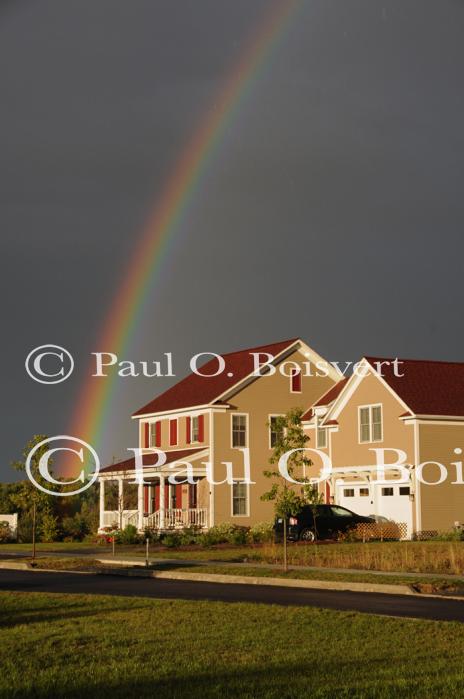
[{"xmin": 97, "ymin": 567, "xmax": 415, "ymax": 596}]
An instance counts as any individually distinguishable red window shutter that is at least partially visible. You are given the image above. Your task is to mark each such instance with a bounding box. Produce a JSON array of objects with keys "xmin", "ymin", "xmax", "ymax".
[
  {"xmin": 170, "ymin": 419, "xmax": 177, "ymax": 446},
  {"xmin": 175, "ymin": 483, "xmax": 182, "ymax": 509},
  {"xmin": 144, "ymin": 486, "xmax": 149, "ymax": 514},
  {"xmin": 155, "ymin": 421, "xmax": 162, "ymax": 447},
  {"xmin": 143, "ymin": 422, "xmax": 149, "ymax": 448},
  {"xmin": 198, "ymin": 414, "xmax": 204, "ymax": 442},
  {"xmin": 292, "ymin": 369, "xmax": 302, "ymax": 392},
  {"xmin": 154, "ymin": 483, "xmax": 160, "ymax": 511},
  {"xmin": 186, "ymin": 416, "xmax": 191, "ymax": 444},
  {"xmin": 165, "ymin": 485, "xmax": 170, "ymax": 509}
]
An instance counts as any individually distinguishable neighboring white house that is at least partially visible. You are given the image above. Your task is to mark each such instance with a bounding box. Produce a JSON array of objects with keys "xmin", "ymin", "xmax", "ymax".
[{"xmin": 0, "ymin": 513, "xmax": 18, "ymax": 540}]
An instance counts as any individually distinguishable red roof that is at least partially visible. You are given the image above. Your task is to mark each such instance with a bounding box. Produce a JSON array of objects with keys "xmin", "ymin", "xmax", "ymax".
[
  {"xmin": 365, "ymin": 357, "xmax": 464, "ymax": 417},
  {"xmin": 314, "ymin": 378, "xmax": 349, "ymax": 407},
  {"xmin": 133, "ymin": 338, "xmax": 299, "ymax": 416},
  {"xmin": 100, "ymin": 447, "xmax": 206, "ymax": 474},
  {"xmin": 301, "ymin": 378, "xmax": 349, "ymax": 421}
]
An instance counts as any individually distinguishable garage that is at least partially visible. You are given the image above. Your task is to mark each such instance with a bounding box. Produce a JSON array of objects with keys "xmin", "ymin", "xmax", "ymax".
[{"xmin": 336, "ymin": 480, "xmax": 413, "ymax": 539}]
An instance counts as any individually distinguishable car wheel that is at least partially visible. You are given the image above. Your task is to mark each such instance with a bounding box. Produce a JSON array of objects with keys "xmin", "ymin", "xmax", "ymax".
[{"xmin": 300, "ymin": 528, "xmax": 316, "ymax": 542}]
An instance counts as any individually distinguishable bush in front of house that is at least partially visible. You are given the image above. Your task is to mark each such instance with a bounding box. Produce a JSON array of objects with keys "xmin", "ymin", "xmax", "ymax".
[
  {"xmin": 143, "ymin": 526, "xmax": 162, "ymax": 544},
  {"xmin": 116, "ymin": 524, "xmax": 140, "ymax": 545},
  {"xmin": 161, "ymin": 531, "xmax": 183, "ymax": 548},
  {"xmin": 199, "ymin": 523, "xmax": 249, "ymax": 547},
  {"xmin": 247, "ymin": 522, "xmax": 274, "ymax": 544},
  {"xmin": 61, "ymin": 513, "xmax": 90, "ymax": 541}
]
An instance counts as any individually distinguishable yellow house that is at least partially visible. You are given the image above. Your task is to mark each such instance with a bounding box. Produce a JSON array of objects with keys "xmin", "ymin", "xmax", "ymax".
[
  {"xmin": 97, "ymin": 338, "xmax": 341, "ymax": 530},
  {"xmin": 303, "ymin": 357, "xmax": 464, "ymax": 539}
]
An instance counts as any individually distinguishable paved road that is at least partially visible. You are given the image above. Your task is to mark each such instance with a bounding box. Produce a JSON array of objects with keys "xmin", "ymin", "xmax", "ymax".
[{"xmin": 1, "ymin": 569, "xmax": 463, "ymax": 622}]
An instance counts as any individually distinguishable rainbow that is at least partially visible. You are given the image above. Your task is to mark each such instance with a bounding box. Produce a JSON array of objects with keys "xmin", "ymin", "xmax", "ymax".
[{"xmin": 67, "ymin": 0, "xmax": 301, "ymax": 472}]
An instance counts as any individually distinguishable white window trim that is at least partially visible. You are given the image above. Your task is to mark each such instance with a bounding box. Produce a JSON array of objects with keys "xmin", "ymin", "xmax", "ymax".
[
  {"xmin": 231, "ymin": 480, "xmax": 250, "ymax": 517},
  {"xmin": 290, "ymin": 367, "xmax": 302, "ymax": 393},
  {"xmin": 358, "ymin": 404, "xmax": 383, "ymax": 444},
  {"xmin": 268, "ymin": 414, "xmax": 284, "ymax": 449},
  {"xmin": 230, "ymin": 413, "xmax": 249, "ymax": 449},
  {"xmin": 169, "ymin": 418, "xmax": 178, "ymax": 447}
]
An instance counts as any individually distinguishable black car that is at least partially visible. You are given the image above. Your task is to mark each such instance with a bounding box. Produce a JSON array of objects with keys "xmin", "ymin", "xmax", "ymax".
[{"xmin": 274, "ymin": 504, "xmax": 375, "ymax": 542}]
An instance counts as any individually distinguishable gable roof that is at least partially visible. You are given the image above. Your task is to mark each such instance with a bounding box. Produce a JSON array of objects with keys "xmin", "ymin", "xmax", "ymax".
[
  {"xmin": 301, "ymin": 378, "xmax": 349, "ymax": 422},
  {"xmin": 100, "ymin": 447, "xmax": 206, "ymax": 474},
  {"xmin": 133, "ymin": 338, "xmax": 300, "ymax": 417},
  {"xmin": 314, "ymin": 377, "xmax": 350, "ymax": 407},
  {"xmin": 365, "ymin": 356, "xmax": 464, "ymax": 417}
]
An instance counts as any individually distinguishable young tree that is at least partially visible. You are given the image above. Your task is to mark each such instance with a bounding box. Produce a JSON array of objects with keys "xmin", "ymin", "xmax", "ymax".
[
  {"xmin": 261, "ymin": 407, "xmax": 313, "ymax": 571},
  {"xmin": 10, "ymin": 435, "xmax": 57, "ymax": 555}
]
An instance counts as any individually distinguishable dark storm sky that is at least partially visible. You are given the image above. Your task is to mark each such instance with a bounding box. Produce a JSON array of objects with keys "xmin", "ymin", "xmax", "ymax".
[{"xmin": 1, "ymin": 0, "xmax": 463, "ymax": 480}]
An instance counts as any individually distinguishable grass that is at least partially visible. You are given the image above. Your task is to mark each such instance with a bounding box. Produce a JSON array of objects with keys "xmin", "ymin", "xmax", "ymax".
[
  {"xmin": 4, "ymin": 540, "xmax": 464, "ymax": 575},
  {"xmin": 30, "ymin": 557, "xmax": 105, "ymax": 571},
  {"xmin": 2, "ymin": 592, "xmax": 464, "ymax": 698}
]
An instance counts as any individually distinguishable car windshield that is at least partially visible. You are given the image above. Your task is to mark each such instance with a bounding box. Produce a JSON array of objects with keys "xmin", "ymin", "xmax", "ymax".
[{"xmin": 330, "ymin": 506, "xmax": 353, "ymax": 517}]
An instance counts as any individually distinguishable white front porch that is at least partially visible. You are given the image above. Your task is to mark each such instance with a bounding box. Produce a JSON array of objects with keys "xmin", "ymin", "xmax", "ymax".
[{"xmin": 98, "ymin": 470, "xmax": 209, "ymax": 532}]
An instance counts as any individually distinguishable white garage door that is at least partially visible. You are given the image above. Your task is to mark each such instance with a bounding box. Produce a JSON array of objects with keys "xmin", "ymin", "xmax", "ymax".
[{"xmin": 336, "ymin": 481, "xmax": 413, "ymax": 539}]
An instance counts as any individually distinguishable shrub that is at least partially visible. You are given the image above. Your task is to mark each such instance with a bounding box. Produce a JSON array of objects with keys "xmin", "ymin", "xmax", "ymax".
[
  {"xmin": 143, "ymin": 527, "xmax": 161, "ymax": 544},
  {"xmin": 161, "ymin": 532, "xmax": 182, "ymax": 548},
  {"xmin": 199, "ymin": 523, "xmax": 249, "ymax": 547},
  {"xmin": 40, "ymin": 513, "xmax": 59, "ymax": 543},
  {"xmin": 61, "ymin": 513, "xmax": 90, "ymax": 541},
  {"xmin": 179, "ymin": 526, "xmax": 202, "ymax": 546},
  {"xmin": 116, "ymin": 524, "xmax": 140, "ymax": 545},
  {"xmin": 248, "ymin": 522, "xmax": 274, "ymax": 544}
]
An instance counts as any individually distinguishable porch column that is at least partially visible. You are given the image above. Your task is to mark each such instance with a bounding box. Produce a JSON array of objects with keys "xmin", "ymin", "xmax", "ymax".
[
  {"xmin": 118, "ymin": 478, "xmax": 124, "ymax": 529},
  {"xmin": 99, "ymin": 479, "xmax": 105, "ymax": 530},
  {"xmin": 159, "ymin": 475, "xmax": 165, "ymax": 529},
  {"xmin": 137, "ymin": 481, "xmax": 144, "ymax": 531}
]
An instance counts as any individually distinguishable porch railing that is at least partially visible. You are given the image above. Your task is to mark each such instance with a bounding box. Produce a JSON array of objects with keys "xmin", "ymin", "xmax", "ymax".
[
  {"xmin": 144, "ymin": 508, "xmax": 208, "ymax": 530},
  {"xmin": 102, "ymin": 508, "xmax": 208, "ymax": 530}
]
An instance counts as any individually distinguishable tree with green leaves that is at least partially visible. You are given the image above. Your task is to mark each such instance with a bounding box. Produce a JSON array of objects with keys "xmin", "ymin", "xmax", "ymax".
[
  {"xmin": 10, "ymin": 435, "xmax": 57, "ymax": 556},
  {"xmin": 261, "ymin": 407, "xmax": 313, "ymax": 571}
]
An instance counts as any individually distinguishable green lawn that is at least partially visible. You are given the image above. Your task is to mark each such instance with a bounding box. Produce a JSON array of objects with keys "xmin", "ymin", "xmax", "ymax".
[{"xmin": 1, "ymin": 592, "xmax": 464, "ymax": 698}]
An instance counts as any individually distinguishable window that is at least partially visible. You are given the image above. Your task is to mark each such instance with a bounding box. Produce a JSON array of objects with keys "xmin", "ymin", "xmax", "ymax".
[
  {"xmin": 359, "ymin": 405, "xmax": 383, "ymax": 443},
  {"xmin": 382, "ymin": 487, "xmax": 394, "ymax": 496},
  {"xmin": 316, "ymin": 427, "xmax": 327, "ymax": 448},
  {"xmin": 150, "ymin": 421, "xmax": 161, "ymax": 447},
  {"xmin": 232, "ymin": 414, "xmax": 247, "ymax": 447},
  {"xmin": 232, "ymin": 482, "xmax": 248, "ymax": 516},
  {"xmin": 343, "ymin": 488, "xmax": 355, "ymax": 497},
  {"xmin": 399, "ymin": 486, "xmax": 410, "ymax": 496},
  {"xmin": 359, "ymin": 488, "xmax": 369, "ymax": 497},
  {"xmin": 330, "ymin": 506, "xmax": 352, "ymax": 517},
  {"xmin": 269, "ymin": 416, "xmax": 284, "ymax": 448},
  {"xmin": 290, "ymin": 367, "xmax": 302, "ymax": 393},
  {"xmin": 191, "ymin": 416, "xmax": 199, "ymax": 442}
]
